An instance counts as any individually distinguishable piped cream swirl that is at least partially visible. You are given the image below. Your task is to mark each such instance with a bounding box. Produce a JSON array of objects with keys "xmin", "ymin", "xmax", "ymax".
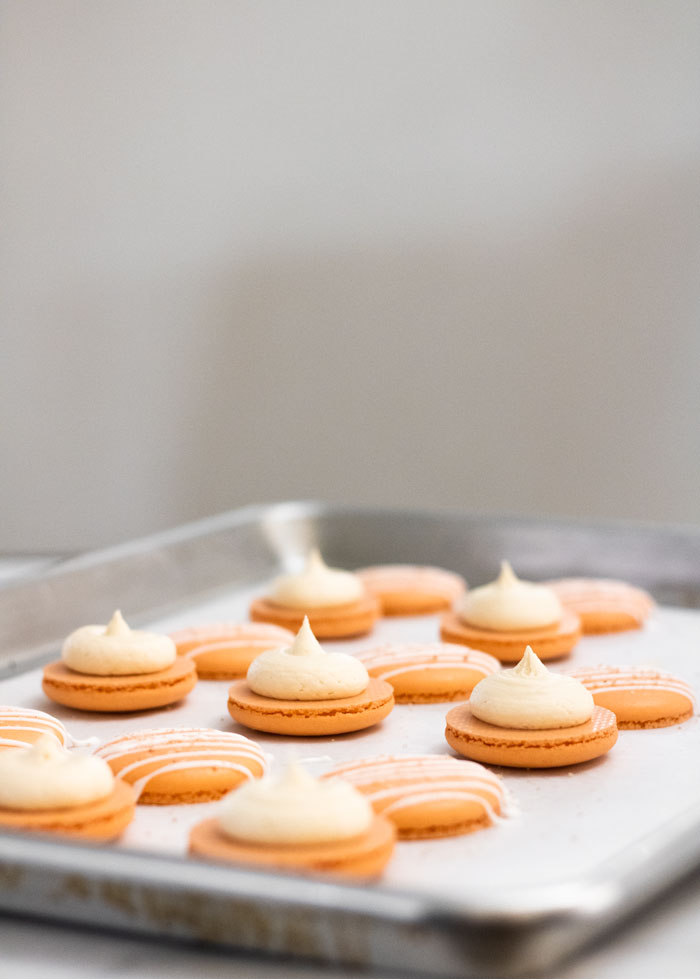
[
  {"xmin": 469, "ymin": 647, "xmax": 594, "ymax": 729},
  {"xmin": 62, "ymin": 610, "xmax": 176, "ymax": 675},
  {"xmin": 0, "ymin": 735, "xmax": 114, "ymax": 810},
  {"xmin": 247, "ymin": 617, "xmax": 369, "ymax": 700},
  {"xmin": 218, "ymin": 760, "xmax": 373, "ymax": 845},
  {"xmin": 268, "ymin": 549, "xmax": 365, "ymax": 609},
  {"xmin": 458, "ymin": 561, "xmax": 563, "ymax": 631}
]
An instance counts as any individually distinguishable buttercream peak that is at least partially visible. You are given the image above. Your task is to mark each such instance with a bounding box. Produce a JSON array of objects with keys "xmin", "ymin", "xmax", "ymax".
[
  {"xmin": 289, "ymin": 617, "xmax": 325, "ymax": 656},
  {"xmin": 28, "ymin": 733, "xmax": 62, "ymax": 761},
  {"xmin": 497, "ymin": 560, "xmax": 518, "ymax": 587},
  {"xmin": 512, "ymin": 646, "xmax": 548, "ymax": 678},
  {"xmin": 105, "ymin": 609, "xmax": 131, "ymax": 637},
  {"xmin": 306, "ymin": 548, "xmax": 326, "ymax": 572}
]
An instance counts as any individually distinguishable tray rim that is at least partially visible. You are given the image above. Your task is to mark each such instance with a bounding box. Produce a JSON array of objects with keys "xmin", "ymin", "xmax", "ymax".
[{"xmin": 1, "ymin": 499, "xmax": 700, "ymax": 977}]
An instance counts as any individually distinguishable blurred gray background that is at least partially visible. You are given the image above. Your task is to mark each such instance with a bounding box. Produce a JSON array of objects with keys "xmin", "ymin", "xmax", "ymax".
[{"xmin": 2, "ymin": 1, "xmax": 700, "ymax": 552}]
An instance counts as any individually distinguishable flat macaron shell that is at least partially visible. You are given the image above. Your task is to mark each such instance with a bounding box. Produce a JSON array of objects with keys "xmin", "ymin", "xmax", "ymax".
[
  {"xmin": 567, "ymin": 667, "xmax": 695, "ymax": 728},
  {"xmin": 227, "ymin": 677, "xmax": 394, "ymax": 736},
  {"xmin": 356, "ymin": 565, "xmax": 466, "ymax": 616},
  {"xmin": 0, "ymin": 707, "xmax": 67, "ymax": 748},
  {"xmin": 188, "ymin": 813, "xmax": 395, "ymax": 878},
  {"xmin": 445, "ymin": 704, "xmax": 618, "ymax": 768},
  {"xmin": 42, "ymin": 658, "xmax": 197, "ymax": 712},
  {"xmin": 545, "ymin": 578, "xmax": 654, "ymax": 634},
  {"xmin": 0, "ymin": 779, "xmax": 136, "ymax": 840},
  {"xmin": 170, "ymin": 623, "xmax": 295, "ymax": 679},
  {"xmin": 323, "ymin": 755, "xmax": 506, "ymax": 839},
  {"xmin": 357, "ymin": 643, "xmax": 500, "ymax": 703},
  {"xmin": 439, "ymin": 609, "xmax": 581, "ymax": 663},
  {"xmin": 249, "ymin": 595, "xmax": 380, "ymax": 639},
  {"xmin": 95, "ymin": 728, "xmax": 269, "ymax": 804}
]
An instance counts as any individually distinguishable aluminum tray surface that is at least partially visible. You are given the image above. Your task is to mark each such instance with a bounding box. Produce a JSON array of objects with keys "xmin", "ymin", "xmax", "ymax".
[{"xmin": 1, "ymin": 502, "xmax": 699, "ymax": 978}]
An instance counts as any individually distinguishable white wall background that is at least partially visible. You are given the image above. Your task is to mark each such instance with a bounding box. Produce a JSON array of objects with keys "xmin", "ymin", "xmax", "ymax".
[{"xmin": 2, "ymin": 1, "xmax": 700, "ymax": 551}]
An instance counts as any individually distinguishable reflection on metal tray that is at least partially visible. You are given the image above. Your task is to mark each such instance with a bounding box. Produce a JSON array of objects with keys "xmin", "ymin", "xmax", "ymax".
[{"xmin": 0, "ymin": 501, "xmax": 699, "ymax": 978}]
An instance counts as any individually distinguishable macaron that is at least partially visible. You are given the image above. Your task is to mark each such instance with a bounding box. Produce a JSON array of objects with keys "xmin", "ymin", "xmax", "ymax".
[
  {"xmin": 0, "ymin": 706, "xmax": 69, "ymax": 749},
  {"xmin": 42, "ymin": 610, "xmax": 197, "ymax": 713},
  {"xmin": 439, "ymin": 611, "xmax": 581, "ymax": 663},
  {"xmin": 228, "ymin": 617, "xmax": 395, "ymax": 736},
  {"xmin": 250, "ymin": 549, "xmax": 380, "ymax": 639},
  {"xmin": 445, "ymin": 704, "xmax": 618, "ymax": 768},
  {"xmin": 94, "ymin": 727, "xmax": 269, "ymax": 803},
  {"xmin": 189, "ymin": 761, "xmax": 396, "ymax": 879},
  {"xmin": 189, "ymin": 812, "xmax": 395, "ymax": 878},
  {"xmin": 42, "ymin": 657, "xmax": 197, "ymax": 713},
  {"xmin": 169, "ymin": 622, "xmax": 296, "ymax": 679},
  {"xmin": 355, "ymin": 642, "xmax": 500, "ymax": 703},
  {"xmin": 0, "ymin": 780, "xmax": 136, "ymax": 840},
  {"xmin": 227, "ymin": 678, "xmax": 395, "ymax": 736},
  {"xmin": 566, "ymin": 666, "xmax": 695, "ymax": 729},
  {"xmin": 322, "ymin": 755, "xmax": 507, "ymax": 838},
  {"xmin": 355, "ymin": 564, "xmax": 466, "ymax": 616},
  {"xmin": 249, "ymin": 595, "xmax": 379, "ymax": 640},
  {"xmin": 544, "ymin": 578, "xmax": 655, "ymax": 634}
]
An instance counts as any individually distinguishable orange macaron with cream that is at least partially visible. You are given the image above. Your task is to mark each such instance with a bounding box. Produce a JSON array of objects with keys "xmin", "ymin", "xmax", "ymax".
[
  {"xmin": 42, "ymin": 610, "xmax": 197, "ymax": 712},
  {"xmin": 250, "ymin": 549, "xmax": 380, "ymax": 638},
  {"xmin": 227, "ymin": 617, "xmax": 394, "ymax": 736},
  {"xmin": 0, "ymin": 735, "xmax": 135, "ymax": 840},
  {"xmin": 356, "ymin": 564, "xmax": 466, "ymax": 616},
  {"xmin": 189, "ymin": 760, "xmax": 396, "ymax": 878},
  {"xmin": 445, "ymin": 646, "xmax": 618, "ymax": 768},
  {"xmin": 441, "ymin": 561, "xmax": 581, "ymax": 662}
]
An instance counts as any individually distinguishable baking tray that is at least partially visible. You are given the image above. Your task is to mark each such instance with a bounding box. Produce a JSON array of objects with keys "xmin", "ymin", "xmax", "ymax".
[{"xmin": 1, "ymin": 501, "xmax": 700, "ymax": 978}]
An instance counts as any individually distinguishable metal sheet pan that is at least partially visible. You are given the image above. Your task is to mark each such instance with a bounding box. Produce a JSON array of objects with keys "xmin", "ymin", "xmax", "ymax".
[{"xmin": 1, "ymin": 501, "xmax": 699, "ymax": 978}]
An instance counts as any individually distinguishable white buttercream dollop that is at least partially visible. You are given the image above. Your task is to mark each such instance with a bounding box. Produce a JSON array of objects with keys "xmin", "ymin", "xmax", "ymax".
[
  {"xmin": 218, "ymin": 760, "xmax": 373, "ymax": 844},
  {"xmin": 0, "ymin": 735, "xmax": 114, "ymax": 810},
  {"xmin": 268, "ymin": 549, "xmax": 365, "ymax": 609},
  {"xmin": 62, "ymin": 610, "xmax": 177, "ymax": 675},
  {"xmin": 469, "ymin": 646, "xmax": 594, "ymax": 729},
  {"xmin": 246, "ymin": 617, "xmax": 369, "ymax": 700},
  {"xmin": 458, "ymin": 561, "xmax": 563, "ymax": 631}
]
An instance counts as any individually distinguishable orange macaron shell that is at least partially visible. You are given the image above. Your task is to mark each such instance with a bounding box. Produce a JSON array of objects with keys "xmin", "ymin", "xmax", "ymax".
[
  {"xmin": 356, "ymin": 565, "xmax": 466, "ymax": 616},
  {"xmin": 445, "ymin": 704, "xmax": 618, "ymax": 768},
  {"xmin": 227, "ymin": 677, "xmax": 395, "ymax": 736},
  {"xmin": 357, "ymin": 643, "xmax": 500, "ymax": 703},
  {"xmin": 567, "ymin": 666, "xmax": 695, "ymax": 729},
  {"xmin": 545, "ymin": 578, "xmax": 654, "ymax": 634},
  {"xmin": 42, "ymin": 657, "xmax": 197, "ymax": 712},
  {"xmin": 0, "ymin": 707, "xmax": 68, "ymax": 749},
  {"xmin": 188, "ymin": 813, "xmax": 395, "ymax": 878},
  {"xmin": 0, "ymin": 779, "xmax": 136, "ymax": 841},
  {"xmin": 95, "ymin": 728, "xmax": 269, "ymax": 804},
  {"xmin": 439, "ymin": 609, "xmax": 581, "ymax": 663},
  {"xmin": 170, "ymin": 623, "xmax": 295, "ymax": 679},
  {"xmin": 323, "ymin": 755, "xmax": 506, "ymax": 839},
  {"xmin": 249, "ymin": 595, "xmax": 380, "ymax": 639}
]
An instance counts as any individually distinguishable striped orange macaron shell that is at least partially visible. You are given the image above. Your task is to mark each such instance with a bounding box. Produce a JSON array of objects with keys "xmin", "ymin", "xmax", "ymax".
[
  {"xmin": 0, "ymin": 706, "xmax": 69, "ymax": 750},
  {"xmin": 322, "ymin": 754, "xmax": 506, "ymax": 838},
  {"xmin": 355, "ymin": 565, "xmax": 466, "ymax": 615},
  {"xmin": 545, "ymin": 578, "xmax": 654, "ymax": 633},
  {"xmin": 566, "ymin": 666, "xmax": 695, "ymax": 729},
  {"xmin": 94, "ymin": 727, "xmax": 269, "ymax": 804},
  {"xmin": 170, "ymin": 622, "xmax": 295, "ymax": 679},
  {"xmin": 355, "ymin": 642, "xmax": 500, "ymax": 702}
]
